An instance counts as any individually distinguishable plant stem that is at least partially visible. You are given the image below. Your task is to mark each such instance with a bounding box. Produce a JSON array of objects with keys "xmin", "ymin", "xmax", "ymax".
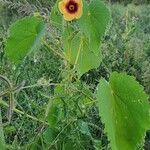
[
  {"xmin": 74, "ymin": 37, "xmax": 83, "ymax": 69},
  {"xmin": 48, "ymin": 119, "xmax": 77, "ymax": 149},
  {"xmin": 19, "ymin": 83, "xmax": 62, "ymax": 90},
  {"xmin": 42, "ymin": 40, "xmax": 66, "ymax": 60},
  {"xmin": 0, "ymin": 75, "xmax": 14, "ymax": 123},
  {"xmin": 0, "ymin": 91, "xmax": 9, "ymax": 97},
  {"xmin": 0, "ymin": 75, "xmax": 12, "ymax": 89},
  {"xmin": 87, "ymin": 122, "xmax": 102, "ymax": 132},
  {"xmin": 0, "ymin": 99, "xmax": 49, "ymax": 125}
]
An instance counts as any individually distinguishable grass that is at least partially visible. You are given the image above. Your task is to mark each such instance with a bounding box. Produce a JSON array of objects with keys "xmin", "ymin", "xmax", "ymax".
[{"xmin": 0, "ymin": 0, "xmax": 150, "ymax": 149}]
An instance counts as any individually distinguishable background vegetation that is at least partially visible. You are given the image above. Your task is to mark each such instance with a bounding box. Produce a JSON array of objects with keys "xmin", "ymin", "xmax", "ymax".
[{"xmin": 0, "ymin": 0, "xmax": 150, "ymax": 149}]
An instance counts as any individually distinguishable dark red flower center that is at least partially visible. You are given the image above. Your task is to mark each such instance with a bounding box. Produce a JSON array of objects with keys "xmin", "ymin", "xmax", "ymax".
[{"xmin": 66, "ymin": 0, "xmax": 78, "ymax": 14}]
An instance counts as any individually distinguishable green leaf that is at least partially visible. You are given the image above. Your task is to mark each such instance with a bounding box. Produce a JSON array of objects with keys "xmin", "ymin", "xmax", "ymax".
[
  {"xmin": 46, "ymin": 98, "xmax": 63, "ymax": 128},
  {"xmin": 93, "ymin": 140, "xmax": 104, "ymax": 150},
  {"xmin": 42, "ymin": 127, "xmax": 57, "ymax": 145},
  {"xmin": 63, "ymin": 27, "xmax": 101, "ymax": 76},
  {"xmin": 6, "ymin": 16, "xmax": 45, "ymax": 64},
  {"xmin": 96, "ymin": 72, "xmax": 150, "ymax": 150},
  {"xmin": 46, "ymin": 86, "xmax": 64, "ymax": 128},
  {"xmin": 50, "ymin": 0, "xmax": 62, "ymax": 28},
  {"xmin": 62, "ymin": 135, "xmax": 90, "ymax": 150},
  {"xmin": 62, "ymin": 0, "xmax": 110, "ymax": 76},
  {"xmin": 78, "ymin": 0, "xmax": 110, "ymax": 55},
  {"xmin": 0, "ymin": 109, "xmax": 5, "ymax": 150},
  {"xmin": 78, "ymin": 121, "xmax": 91, "ymax": 137}
]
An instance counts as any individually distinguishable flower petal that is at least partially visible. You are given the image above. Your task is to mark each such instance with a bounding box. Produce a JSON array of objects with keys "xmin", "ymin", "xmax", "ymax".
[
  {"xmin": 75, "ymin": 6, "xmax": 83, "ymax": 19},
  {"xmin": 76, "ymin": 0, "xmax": 83, "ymax": 7},
  {"xmin": 58, "ymin": 1, "xmax": 67, "ymax": 14},
  {"xmin": 74, "ymin": 0, "xmax": 83, "ymax": 19},
  {"xmin": 58, "ymin": 0, "xmax": 83, "ymax": 21},
  {"xmin": 64, "ymin": 14, "xmax": 75, "ymax": 21}
]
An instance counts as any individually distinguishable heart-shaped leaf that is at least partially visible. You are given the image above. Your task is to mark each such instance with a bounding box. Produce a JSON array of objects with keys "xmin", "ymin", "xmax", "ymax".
[
  {"xmin": 6, "ymin": 16, "xmax": 45, "ymax": 64},
  {"xmin": 63, "ymin": 27, "xmax": 101, "ymax": 76}
]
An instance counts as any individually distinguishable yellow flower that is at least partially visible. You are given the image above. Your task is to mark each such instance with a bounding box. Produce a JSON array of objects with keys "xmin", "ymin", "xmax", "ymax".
[{"xmin": 58, "ymin": 0, "xmax": 83, "ymax": 21}]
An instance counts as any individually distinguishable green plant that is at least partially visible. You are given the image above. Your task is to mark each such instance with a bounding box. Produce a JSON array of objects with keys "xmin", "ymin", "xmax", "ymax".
[{"xmin": 0, "ymin": 0, "xmax": 150, "ymax": 149}]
